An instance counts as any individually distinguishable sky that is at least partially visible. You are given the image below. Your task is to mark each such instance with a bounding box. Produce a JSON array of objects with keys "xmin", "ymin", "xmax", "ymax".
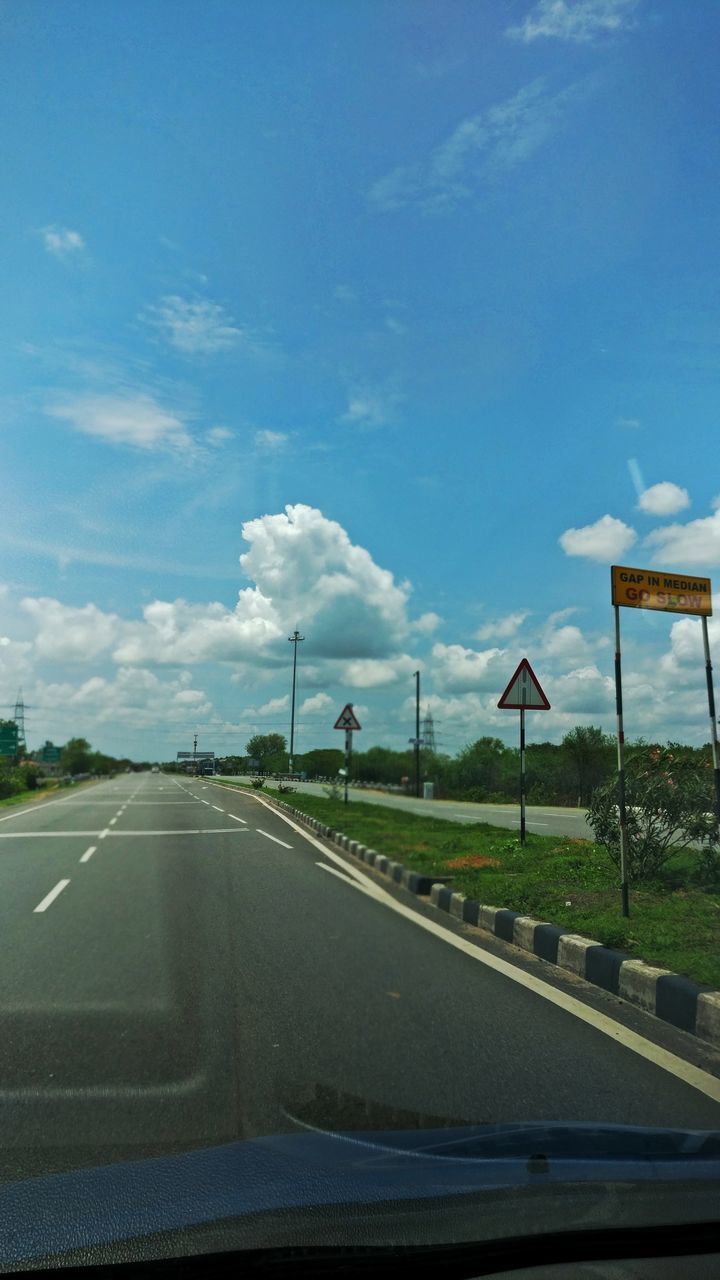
[{"xmin": 1, "ymin": 0, "xmax": 719, "ymax": 762}]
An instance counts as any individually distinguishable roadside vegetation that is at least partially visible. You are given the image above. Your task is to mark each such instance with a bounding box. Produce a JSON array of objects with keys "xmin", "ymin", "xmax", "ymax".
[
  {"xmin": 214, "ymin": 777, "xmax": 720, "ymax": 990},
  {"xmin": 202, "ymin": 728, "xmax": 716, "ymax": 809}
]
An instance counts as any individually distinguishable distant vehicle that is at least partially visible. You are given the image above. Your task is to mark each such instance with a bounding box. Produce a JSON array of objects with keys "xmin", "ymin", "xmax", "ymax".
[{"xmin": 151, "ymin": 765, "xmax": 160, "ymax": 773}]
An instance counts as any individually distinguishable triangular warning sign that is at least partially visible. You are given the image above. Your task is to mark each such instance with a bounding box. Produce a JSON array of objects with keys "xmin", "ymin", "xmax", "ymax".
[
  {"xmin": 334, "ymin": 703, "xmax": 362, "ymax": 731},
  {"xmin": 498, "ymin": 659, "xmax": 550, "ymax": 711}
]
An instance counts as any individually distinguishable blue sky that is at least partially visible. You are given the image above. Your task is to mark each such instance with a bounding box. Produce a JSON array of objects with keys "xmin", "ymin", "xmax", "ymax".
[{"xmin": 1, "ymin": 0, "xmax": 719, "ymax": 761}]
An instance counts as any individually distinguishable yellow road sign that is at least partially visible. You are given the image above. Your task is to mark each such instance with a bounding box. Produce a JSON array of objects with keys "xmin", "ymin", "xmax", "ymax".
[{"xmin": 611, "ymin": 565, "xmax": 712, "ymax": 616}]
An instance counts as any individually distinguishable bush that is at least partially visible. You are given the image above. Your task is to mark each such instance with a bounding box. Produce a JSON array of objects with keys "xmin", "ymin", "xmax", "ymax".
[
  {"xmin": 588, "ymin": 747, "xmax": 718, "ymax": 882},
  {"xmin": 251, "ymin": 777, "xmax": 266, "ymax": 790},
  {"xmin": 277, "ymin": 783, "xmax": 296, "ymax": 794}
]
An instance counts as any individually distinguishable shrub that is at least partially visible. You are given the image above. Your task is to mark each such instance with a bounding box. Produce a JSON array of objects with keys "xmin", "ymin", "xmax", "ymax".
[
  {"xmin": 588, "ymin": 747, "xmax": 718, "ymax": 882},
  {"xmin": 277, "ymin": 783, "xmax": 296, "ymax": 794},
  {"xmin": 251, "ymin": 777, "xmax": 266, "ymax": 790}
]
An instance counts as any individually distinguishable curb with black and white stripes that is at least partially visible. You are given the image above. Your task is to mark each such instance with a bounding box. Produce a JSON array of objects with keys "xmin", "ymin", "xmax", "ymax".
[{"xmin": 254, "ymin": 791, "xmax": 720, "ymax": 1052}]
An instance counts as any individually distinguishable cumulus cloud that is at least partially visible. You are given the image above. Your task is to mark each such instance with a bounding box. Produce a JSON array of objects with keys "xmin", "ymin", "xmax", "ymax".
[
  {"xmin": 368, "ymin": 80, "xmax": 581, "ymax": 215},
  {"xmin": 342, "ymin": 655, "xmax": 419, "ymax": 688},
  {"xmin": 645, "ymin": 509, "xmax": 720, "ymax": 567},
  {"xmin": 431, "ymin": 642, "xmax": 507, "ymax": 694},
  {"xmin": 40, "ymin": 225, "xmax": 85, "ymax": 256},
  {"xmin": 45, "ymin": 392, "xmax": 193, "ymax": 451},
  {"xmin": 507, "ymin": 0, "xmax": 639, "ymax": 43},
  {"xmin": 559, "ymin": 514, "xmax": 637, "ymax": 562},
  {"xmin": 550, "ymin": 665, "xmax": 614, "ymax": 713},
  {"xmin": 543, "ymin": 623, "xmax": 592, "ymax": 663},
  {"xmin": 475, "ymin": 611, "xmax": 528, "ymax": 641},
  {"xmin": 35, "ymin": 667, "xmax": 212, "ymax": 729},
  {"xmin": 411, "ymin": 612, "xmax": 442, "ymax": 635},
  {"xmin": 141, "ymin": 295, "xmax": 246, "ymax": 355},
  {"xmin": 300, "ymin": 692, "xmax": 333, "ymax": 715},
  {"xmin": 637, "ymin": 481, "xmax": 690, "ymax": 517},
  {"xmin": 21, "ymin": 598, "xmax": 122, "ymax": 662}
]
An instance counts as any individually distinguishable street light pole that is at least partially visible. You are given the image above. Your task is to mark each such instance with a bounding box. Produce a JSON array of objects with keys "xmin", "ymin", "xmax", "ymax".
[{"xmin": 288, "ymin": 629, "xmax": 305, "ymax": 776}]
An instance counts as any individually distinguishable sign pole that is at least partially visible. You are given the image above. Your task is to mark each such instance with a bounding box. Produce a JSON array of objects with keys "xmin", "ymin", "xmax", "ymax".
[
  {"xmin": 344, "ymin": 728, "xmax": 351, "ymax": 805},
  {"xmin": 613, "ymin": 605, "xmax": 630, "ymax": 918},
  {"xmin": 519, "ymin": 706, "xmax": 526, "ymax": 846},
  {"xmin": 701, "ymin": 616, "xmax": 720, "ymax": 837},
  {"xmin": 414, "ymin": 670, "xmax": 421, "ymax": 799}
]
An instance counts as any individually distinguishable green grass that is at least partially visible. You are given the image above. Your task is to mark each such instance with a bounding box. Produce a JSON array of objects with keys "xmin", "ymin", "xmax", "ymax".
[
  {"xmin": 218, "ymin": 781, "xmax": 720, "ymax": 990},
  {"xmin": 0, "ymin": 777, "xmax": 100, "ymax": 810}
]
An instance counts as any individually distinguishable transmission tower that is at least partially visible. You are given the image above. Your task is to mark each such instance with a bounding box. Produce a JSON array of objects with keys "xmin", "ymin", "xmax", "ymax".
[
  {"xmin": 13, "ymin": 689, "xmax": 26, "ymax": 752},
  {"xmin": 421, "ymin": 708, "xmax": 436, "ymax": 754}
]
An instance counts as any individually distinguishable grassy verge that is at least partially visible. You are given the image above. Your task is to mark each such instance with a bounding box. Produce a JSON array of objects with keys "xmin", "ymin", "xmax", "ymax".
[
  {"xmin": 0, "ymin": 777, "xmax": 102, "ymax": 810},
  {"xmin": 225, "ymin": 782, "xmax": 720, "ymax": 990}
]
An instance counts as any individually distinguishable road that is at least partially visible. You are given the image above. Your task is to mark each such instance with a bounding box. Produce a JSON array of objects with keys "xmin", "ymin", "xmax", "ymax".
[
  {"xmin": 0, "ymin": 772, "xmax": 718, "ymax": 1182},
  {"xmin": 217, "ymin": 776, "xmax": 595, "ymax": 839}
]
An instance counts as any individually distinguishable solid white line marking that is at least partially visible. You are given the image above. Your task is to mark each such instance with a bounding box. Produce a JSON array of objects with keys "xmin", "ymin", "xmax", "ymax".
[
  {"xmin": 245, "ymin": 794, "xmax": 720, "ymax": 1104},
  {"xmin": 228, "ymin": 813, "xmax": 246, "ymax": 823},
  {"xmin": 80, "ymin": 846, "xmax": 97, "ymax": 863},
  {"xmin": 256, "ymin": 828, "xmax": 293, "ymax": 848},
  {"xmin": 33, "ymin": 879, "xmax": 70, "ymax": 913},
  {"xmin": 316, "ymin": 862, "xmax": 362, "ymax": 889}
]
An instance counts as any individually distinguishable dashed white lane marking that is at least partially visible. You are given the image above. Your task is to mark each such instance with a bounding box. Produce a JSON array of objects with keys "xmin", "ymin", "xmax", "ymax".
[
  {"xmin": 80, "ymin": 846, "xmax": 97, "ymax": 863},
  {"xmin": 256, "ymin": 828, "xmax": 293, "ymax": 849},
  {"xmin": 228, "ymin": 813, "xmax": 246, "ymax": 823},
  {"xmin": 109, "ymin": 817, "xmax": 118, "ymax": 825},
  {"xmin": 212, "ymin": 805, "xmax": 224, "ymax": 812},
  {"xmin": 98, "ymin": 829, "xmax": 110, "ymax": 839},
  {"xmin": 201, "ymin": 800, "xmax": 211, "ymax": 805},
  {"xmin": 33, "ymin": 879, "xmax": 70, "ymax": 913}
]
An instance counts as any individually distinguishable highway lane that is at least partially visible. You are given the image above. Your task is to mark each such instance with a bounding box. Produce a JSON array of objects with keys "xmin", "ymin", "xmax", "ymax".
[
  {"xmin": 0, "ymin": 772, "xmax": 718, "ymax": 1183},
  {"xmin": 215, "ymin": 776, "xmax": 594, "ymax": 839}
]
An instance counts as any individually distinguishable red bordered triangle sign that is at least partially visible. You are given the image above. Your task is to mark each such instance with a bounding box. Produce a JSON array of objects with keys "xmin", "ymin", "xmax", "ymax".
[
  {"xmin": 334, "ymin": 703, "xmax": 362, "ymax": 731},
  {"xmin": 498, "ymin": 659, "xmax": 550, "ymax": 711}
]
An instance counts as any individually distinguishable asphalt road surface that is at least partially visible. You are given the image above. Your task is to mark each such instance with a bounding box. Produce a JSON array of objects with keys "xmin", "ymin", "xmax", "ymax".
[
  {"xmin": 217, "ymin": 776, "xmax": 595, "ymax": 839},
  {"xmin": 0, "ymin": 773, "xmax": 718, "ymax": 1183}
]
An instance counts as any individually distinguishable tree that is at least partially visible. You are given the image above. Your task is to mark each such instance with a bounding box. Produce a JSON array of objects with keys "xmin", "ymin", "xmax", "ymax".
[
  {"xmin": 61, "ymin": 737, "xmax": 92, "ymax": 776},
  {"xmin": 561, "ymin": 726, "xmax": 615, "ymax": 806},
  {"xmin": 245, "ymin": 734, "xmax": 287, "ymax": 771},
  {"xmin": 587, "ymin": 746, "xmax": 718, "ymax": 882}
]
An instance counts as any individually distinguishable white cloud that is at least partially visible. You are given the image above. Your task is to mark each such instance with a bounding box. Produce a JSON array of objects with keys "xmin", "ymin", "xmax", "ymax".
[
  {"xmin": 475, "ymin": 611, "xmax": 528, "ymax": 641},
  {"xmin": 255, "ymin": 429, "xmax": 288, "ymax": 451},
  {"xmin": 385, "ymin": 316, "xmax": 408, "ymax": 336},
  {"xmin": 617, "ymin": 416, "xmax": 642, "ymax": 429},
  {"xmin": 248, "ymin": 695, "xmax": 289, "ymax": 717},
  {"xmin": 645, "ymin": 509, "xmax": 720, "ymax": 567},
  {"xmin": 42, "ymin": 505, "xmax": 423, "ymax": 673},
  {"xmin": 343, "ymin": 655, "xmax": 419, "ymax": 688},
  {"xmin": 207, "ymin": 427, "xmax": 234, "ymax": 444},
  {"xmin": 368, "ymin": 80, "xmax": 581, "ymax": 215},
  {"xmin": 40, "ymin": 225, "xmax": 85, "ymax": 256},
  {"xmin": 341, "ymin": 386, "xmax": 402, "ymax": 427},
  {"xmin": 300, "ymin": 692, "xmax": 333, "ymax": 715},
  {"xmin": 659, "ymin": 615, "xmax": 720, "ymax": 683},
  {"xmin": 114, "ymin": 597, "xmax": 280, "ymax": 666},
  {"xmin": 637, "ymin": 481, "xmax": 690, "ymax": 517},
  {"xmin": 21, "ymin": 598, "xmax": 122, "ymax": 662},
  {"xmin": 543, "ymin": 624, "xmax": 592, "ymax": 663},
  {"xmin": 411, "ymin": 612, "xmax": 442, "ymax": 635},
  {"xmin": 431, "ymin": 642, "xmax": 507, "ymax": 694},
  {"xmin": 34, "ymin": 667, "xmax": 212, "ymax": 729},
  {"xmin": 141, "ymin": 295, "xmax": 245, "ymax": 355},
  {"xmin": 550, "ymin": 665, "xmax": 615, "ymax": 713},
  {"xmin": 507, "ymin": 0, "xmax": 639, "ymax": 43},
  {"xmin": 238, "ymin": 505, "xmax": 415, "ymax": 659},
  {"xmin": 45, "ymin": 392, "xmax": 193, "ymax": 451},
  {"xmin": 559, "ymin": 514, "xmax": 637, "ymax": 562}
]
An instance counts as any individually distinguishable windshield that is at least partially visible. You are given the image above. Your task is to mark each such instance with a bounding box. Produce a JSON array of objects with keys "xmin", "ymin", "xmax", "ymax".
[{"xmin": 1, "ymin": 0, "xmax": 720, "ymax": 1269}]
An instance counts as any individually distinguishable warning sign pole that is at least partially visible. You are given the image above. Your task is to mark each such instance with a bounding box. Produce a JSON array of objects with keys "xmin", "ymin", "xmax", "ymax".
[
  {"xmin": 701, "ymin": 616, "xmax": 720, "ymax": 838},
  {"xmin": 519, "ymin": 706, "xmax": 526, "ymax": 845},
  {"xmin": 613, "ymin": 605, "xmax": 631, "ymax": 918},
  {"xmin": 344, "ymin": 728, "xmax": 352, "ymax": 805},
  {"xmin": 497, "ymin": 659, "xmax": 550, "ymax": 845}
]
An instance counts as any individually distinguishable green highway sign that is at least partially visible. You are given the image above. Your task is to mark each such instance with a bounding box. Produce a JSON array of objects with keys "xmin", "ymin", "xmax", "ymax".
[
  {"xmin": 0, "ymin": 721, "xmax": 19, "ymax": 758},
  {"xmin": 38, "ymin": 742, "xmax": 61, "ymax": 763}
]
